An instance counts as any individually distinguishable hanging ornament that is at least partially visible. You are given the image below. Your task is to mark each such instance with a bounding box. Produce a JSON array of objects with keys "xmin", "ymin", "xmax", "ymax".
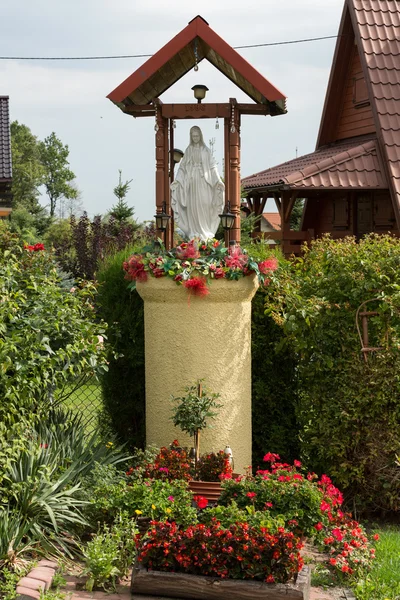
[
  {"xmin": 194, "ymin": 39, "xmax": 199, "ymax": 72},
  {"xmin": 230, "ymin": 105, "xmax": 236, "ymax": 133},
  {"xmin": 154, "ymin": 105, "xmax": 159, "ymax": 132},
  {"xmin": 215, "ymin": 117, "xmax": 219, "ymax": 130}
]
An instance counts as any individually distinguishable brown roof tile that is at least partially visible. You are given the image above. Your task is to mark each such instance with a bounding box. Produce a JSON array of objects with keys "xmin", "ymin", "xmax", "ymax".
[
  {"xmin": 242, "ymin": 135, "xmax": 385, "ymax": 190},
  {"xmin": 352, "ymin": 0, "xmax": 400, "ymax": 211},
  {"xmin": 262, "ymin": 212, "xmax": 281, "ymax": 230},
  {"xmin": 242, "ymin": 136, "xmax": 378, "ymax": 189},
  {"xmin": 0, "ymin": 97, "xmax": 12, "ymax": 181}
]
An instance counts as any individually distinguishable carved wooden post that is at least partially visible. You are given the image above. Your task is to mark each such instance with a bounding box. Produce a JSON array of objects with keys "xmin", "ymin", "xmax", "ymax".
[
  {"xmin": 154, "ymin": 100, "xmax": 170, "ymax": 247},
  {"xmin": 224, "ymin": 116, "xmax": 231, "ymax": 247},
  {"xmin": 229, "ymin": 99, "xmax": 241, "ymax": 244}
]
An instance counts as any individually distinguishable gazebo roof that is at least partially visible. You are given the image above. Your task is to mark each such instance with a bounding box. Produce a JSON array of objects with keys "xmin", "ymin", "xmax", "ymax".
[{"xmin": 107, "ymin": 15, "xmax": 286, "ymax": 113}]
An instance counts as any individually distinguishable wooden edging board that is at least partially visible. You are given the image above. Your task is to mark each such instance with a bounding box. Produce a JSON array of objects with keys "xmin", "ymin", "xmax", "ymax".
[{"xmin": 131, "ymin": 563, "xmax": 310, "ymax": 600}]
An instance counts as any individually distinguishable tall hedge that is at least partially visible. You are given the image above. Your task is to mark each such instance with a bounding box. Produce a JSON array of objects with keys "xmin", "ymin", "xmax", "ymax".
[
  {"xmin": 251, "ymin": 290, "xmax": 299, "ymax": 468},
  {"xmin": 96, "ymin": 247, "xmax": 146, "ymax": 448},
  {"xmin": 266, "ymin": 234, "xmax": 400, "ymax": 513}
]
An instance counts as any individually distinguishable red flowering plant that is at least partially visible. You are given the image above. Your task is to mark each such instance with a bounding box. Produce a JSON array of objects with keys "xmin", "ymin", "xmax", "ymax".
[
  {"xmin": 123, "ymin": 238, "xmax": 278, "ymax": 295},
  {"xmin": 137, "ymin": 519, "xmax": 303, "ymax": 584},
  {"xmin": 218, "ymin": 453, "xmax": 377, "ymax": 581},
  {"xmin": 195, "ymin": 451, "xmax": 233, "ymax": 482},
  {"xmin": 140, "ymin": 440, "xmax": 192, "ymax": 482}
]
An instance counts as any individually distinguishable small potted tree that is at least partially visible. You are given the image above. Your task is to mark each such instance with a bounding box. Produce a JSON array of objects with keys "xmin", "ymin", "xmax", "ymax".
[{"xmin": 171, "ymin": 380, "xmax": 225, "ymax": 500}]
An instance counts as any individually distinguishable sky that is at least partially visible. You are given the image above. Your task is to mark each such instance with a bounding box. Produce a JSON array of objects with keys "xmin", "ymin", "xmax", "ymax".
[{"xmin": 1, "ymin": 0, "xmax": 345, "ymax": 222}]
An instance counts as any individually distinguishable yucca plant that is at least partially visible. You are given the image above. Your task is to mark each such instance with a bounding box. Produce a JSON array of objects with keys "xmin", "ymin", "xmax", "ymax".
[
  {"xmin": 0, "ymin": 509, "xmax": 40, "ymax": 572},
  {"xmin": 32, "ymin": 407, "xmax": 129, "ymax": 480}
]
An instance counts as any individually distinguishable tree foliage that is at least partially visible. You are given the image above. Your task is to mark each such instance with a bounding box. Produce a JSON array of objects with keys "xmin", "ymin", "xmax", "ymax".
[
  {"xmin": 109, "ymin": 170, "xmax": 136, "ymax": 223},
  {"xmin": 39, "ymin": 132, "xmax": 77, "ymax": 217},
  {"xmin": 266, "ymin": 234, "xmax": 400, "ymax": 513}
]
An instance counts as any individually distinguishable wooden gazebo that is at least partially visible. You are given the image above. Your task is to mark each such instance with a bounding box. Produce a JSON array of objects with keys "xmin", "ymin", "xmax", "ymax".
[{"xmin": 107, "ymin": 15, "xmax": 286, "ymax": 248}]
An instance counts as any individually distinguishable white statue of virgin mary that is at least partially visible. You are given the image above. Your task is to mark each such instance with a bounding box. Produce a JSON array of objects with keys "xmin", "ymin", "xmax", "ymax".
[{"xmin": 171, "ymin": 126, "xmax": 225, "ymax": 240}]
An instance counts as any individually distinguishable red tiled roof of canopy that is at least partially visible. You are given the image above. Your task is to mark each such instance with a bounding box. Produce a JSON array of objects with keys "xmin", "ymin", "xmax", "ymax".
[
  {"xmin": 242, "ymin": 135, "xmax": 386, "ymax": 190},
  {"xmin": 107, "ymin": 15, "xmax": 286, "ymax": 112}
]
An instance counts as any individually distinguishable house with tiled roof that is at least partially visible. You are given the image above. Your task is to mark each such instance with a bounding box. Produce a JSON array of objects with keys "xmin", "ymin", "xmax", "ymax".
[
  {"xmin": 242, "ymin": 0, "xmax": 400, "ymax": 254},
  {"xmin": 0, "ymin": 96, "xmax": 12, "ymax": 218}
]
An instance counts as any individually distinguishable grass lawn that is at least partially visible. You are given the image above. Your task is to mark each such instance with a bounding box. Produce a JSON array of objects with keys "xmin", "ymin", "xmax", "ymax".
[
  {"xmin": 353, "ymin": 525, "xmax": 400, "ymax": 600},
  {"xmin": 60, "ymin": 380, "xmax": 102, "ymax": 434}
]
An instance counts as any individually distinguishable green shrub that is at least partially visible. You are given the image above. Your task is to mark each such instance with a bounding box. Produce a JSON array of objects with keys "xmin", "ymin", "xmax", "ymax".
[
  {"xmin": 82, "ymin": 513, "xmax": 138, "ymax": 591},
  {"xmin": 199, "ymin": 500, "xmax": 286, "ymax": 532},
  {"xmin": 251, "ymin": 290, "xmax": 300, "ymax": 468},
  {"xmin": 0, "ymin": 231, "xmax": 108, "ymax": 423},
  {"xmin": 81, "ymin": 463, "xmax": 196, "ymax": 528},
  {"xmin": 266, "ymin": 234, "xmax": 400, "ymax": 513},
  {"xmin": 96, "ymin": 247, "xmax": 145, "ymax": 448}
]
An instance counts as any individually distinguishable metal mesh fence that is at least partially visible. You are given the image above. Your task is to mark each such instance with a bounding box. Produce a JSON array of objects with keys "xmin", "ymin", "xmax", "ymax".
[{"xmin": 57, "ymin": 377, "xmax": 103, "ymax": 434}]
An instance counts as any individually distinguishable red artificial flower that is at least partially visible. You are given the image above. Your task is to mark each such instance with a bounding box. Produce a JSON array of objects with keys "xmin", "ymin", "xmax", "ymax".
[
  {"xmin": 176, "ymin": 241, "xmax": 200, "ymax": 260},
  {"xmin": 314, "ymin": 522, "xmax": 323, "ymax": 531},
  {"xmin": 123, "ymin": 255, "xmax": 148, "ymax": 282},
  {"xmin": 373, "ymin": 534, "xmax": 380, "ymax": 541},
  {"xmin": 183, "ymin": 276, "xmax": 209, "ymax": 297},
  {"xmin": 293, "ymin": 459, "xmax": 302, "ymax": 468},
  {"xmin": 246, "ymin": 492, "xmax": 256, "ymax": 499},
  {"xmin": 224, "ymin": 246, "xmax": 248, "ymax": 269}
]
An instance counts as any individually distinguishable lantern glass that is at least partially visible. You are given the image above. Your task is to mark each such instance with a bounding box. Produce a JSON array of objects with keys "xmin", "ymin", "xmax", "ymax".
[
  {"xmin": 173, "ymin": 148, "xmax": 184, "ymax": 164},
  {"xmin": 219, "ymin": 204, "xmax": 235, "ymax": 230},
  {"xmin": 191, "ymin": 84, "xmax": 209, "ymax": 103},
  {"xmin": 154, "ymin": 207, "xmax": 171, "ymax": 231}
]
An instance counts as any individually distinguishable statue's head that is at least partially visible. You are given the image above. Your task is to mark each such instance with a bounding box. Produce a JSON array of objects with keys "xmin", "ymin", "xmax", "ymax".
[{"xmin": 190, "ymin": 126, "xmax": 203, "ymax": 146}]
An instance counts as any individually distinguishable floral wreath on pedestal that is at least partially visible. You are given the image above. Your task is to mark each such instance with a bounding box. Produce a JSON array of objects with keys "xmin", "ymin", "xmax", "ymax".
[{"xmin": 123, "ymin": 239, "xmax": 278, "ymax": 297}]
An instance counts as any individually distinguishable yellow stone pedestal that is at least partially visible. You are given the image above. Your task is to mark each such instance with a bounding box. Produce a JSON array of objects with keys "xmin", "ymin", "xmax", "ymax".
[{"xmin": 136, "ymin": 275, "xmax": 259, "ymax": 473}]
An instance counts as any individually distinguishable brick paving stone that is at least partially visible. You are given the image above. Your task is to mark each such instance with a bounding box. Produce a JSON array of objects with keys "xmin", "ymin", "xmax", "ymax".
[
  {"xmin": 38, "ymin": 559, "xmax": 58, "ymax": 570},
  {"xmin": 16, "ymin": 585, "xmax": 42, "ymax": 600},
  {"xmin": 17, "ymin": 577, "xmax": 47, "ymax": 592},
  {"xmin": 26, "ymin": 567, "xmax": 54, "ymax": 590}
]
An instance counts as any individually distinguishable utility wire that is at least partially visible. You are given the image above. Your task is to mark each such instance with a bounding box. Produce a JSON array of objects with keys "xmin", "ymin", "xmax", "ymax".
[{"xmin": 0, "ymin": 34, "xmax": 341, "ymax": 61}]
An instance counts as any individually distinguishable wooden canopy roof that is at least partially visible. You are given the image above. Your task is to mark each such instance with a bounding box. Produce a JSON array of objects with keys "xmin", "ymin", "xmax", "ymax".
[{"xmin": 107, "ymin": 15, "xmax": 286, "ymax": 114}]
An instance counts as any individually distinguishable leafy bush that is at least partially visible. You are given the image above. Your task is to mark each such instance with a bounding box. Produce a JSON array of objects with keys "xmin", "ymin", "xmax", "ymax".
[
  {"xmin": 96, "ymin": 246, "xmax": 145, "ymax": 449},
  {"xmin": 266, "ymin": 234, "xmax": 400, "ymax": 513},
  {"xmin": 251, "ymin": 290, "xmax": 300, "ymax": 468},
  {"xmin": 82, "ymin": 513, "xmax": 138, "ymax": 591},
  {"xmin": 0, "ymin": 231, "xmax": 108, "ymax": 422},
  {"xmin": 137, "ymin": 520, "xmax": 303, "ymax": 584},
  {"xmin": 199, "ymin": 500, "xmax": 286, "ymax": 533},
  {"xmin": 81, "ymin": 463, "xmax": 196, "ymax": 528}
]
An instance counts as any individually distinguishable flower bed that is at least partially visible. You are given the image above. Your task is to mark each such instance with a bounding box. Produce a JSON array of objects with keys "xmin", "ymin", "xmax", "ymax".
[
  {"xmin": 137, "ymin": 520, "xmax": 303, "ymax": 583},
  {"xmin": 123, "ymin": 238, "xmax": 278, "ymax": 295}
]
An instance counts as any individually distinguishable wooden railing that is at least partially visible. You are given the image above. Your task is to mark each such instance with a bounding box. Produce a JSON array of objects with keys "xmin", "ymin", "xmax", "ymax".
[{"xmin": 258, "ymin": 229, "xmax": 315, "ymax": 255}]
